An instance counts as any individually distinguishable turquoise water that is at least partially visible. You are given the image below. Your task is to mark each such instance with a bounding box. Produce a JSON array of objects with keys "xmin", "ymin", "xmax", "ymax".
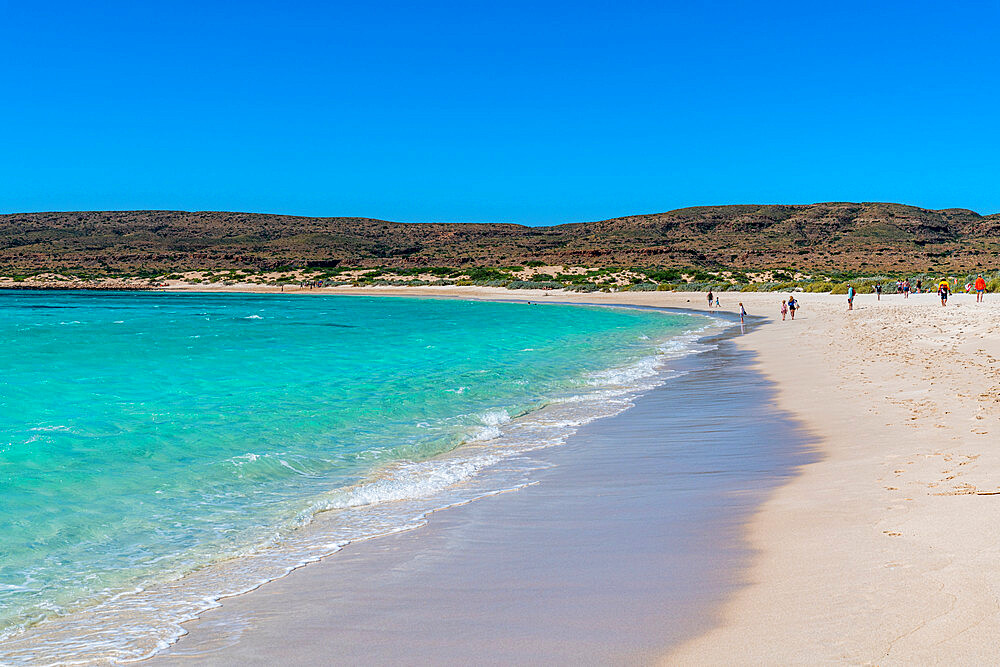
[{"xmin": 0, "ymin": 291, "xmax": 705, "ymax": 661}]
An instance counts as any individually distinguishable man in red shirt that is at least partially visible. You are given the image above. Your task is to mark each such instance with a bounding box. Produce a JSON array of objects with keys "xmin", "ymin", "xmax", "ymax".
[{"xmin": 974, "ymin": 274, "xmax": 987, "ymax": 302}]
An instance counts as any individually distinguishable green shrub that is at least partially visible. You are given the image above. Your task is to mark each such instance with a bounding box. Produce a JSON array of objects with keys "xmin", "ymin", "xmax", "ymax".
[
  {"xmin": 524, "ymin": 260, "xmax": 546, "ymax": 267},
  {"xmin": 803, "ymin": 281, "xmax": 835, "ymax": 292},
  {"xmin": 506, "ymin": 280, "xmax": 563, "ymax": 290},
  {"xmin": 643, "ymin": 268, "xmax": 683, "ymax": 282},
  {"xmin": 465, "ymin": 267, "xmax": 507, "ymax": 282},
  {"xmin": 628, "ymin": 283, "xmax": 658, "ymax": 291},
  {"xmin": 767, "ymin": 281, "xmax": 803, "ymax": 292},
  {"xmin": 830, "ymin": 283, "xmax": 850, "ymax": 294}
]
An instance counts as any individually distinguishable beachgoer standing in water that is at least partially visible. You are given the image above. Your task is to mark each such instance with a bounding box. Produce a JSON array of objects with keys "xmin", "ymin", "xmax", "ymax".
[
  {"xmin": 787, "ymin": 295, "xmax": 797, "ymax": 320},
  {"xmin": 780, "ymin": 299, "xmax": 788, "ymax": 321},
  {"xmin": 975, "ymin": 274, "xmax": 987, "ymax": 302},
  {"xmin": 707, "ymin": 290, "xmax": 714, "ymax": 309},
  {"xmin": 739, "ymin": 302, "xmax": 746, "ymax": 323},
  {"xmin": 847, "ymin": 285, "xmax": 855, "ymax": 311}
]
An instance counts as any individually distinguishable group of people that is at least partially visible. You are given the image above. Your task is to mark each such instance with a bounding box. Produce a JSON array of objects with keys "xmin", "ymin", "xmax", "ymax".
[
  {"xmin": 936, "ymin": 274, "xmax": 987, "ymax": 306},
  {"xmin": 864, "ymin": 274, "xmax": 988, "ymax": 309},
  {"xmin": 711, "ymin": 274, "xmax": 989, "ymax": 325},
  {"xmin": 779, "ymin": 295, "xmax": 798, "ymax": 320},
  {"xmin": 872, "ymin": 279, "xmax": 921, "ymax": 300}
]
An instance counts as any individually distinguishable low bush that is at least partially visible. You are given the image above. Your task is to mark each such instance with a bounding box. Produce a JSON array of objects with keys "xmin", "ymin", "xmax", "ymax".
[
  {"xmin": 506, "ymin": 280, "xmax": 563, "ymax": 290},
  {"xmin": 465, "ymin": 267, "xmax": 508, "ymax": 282}
]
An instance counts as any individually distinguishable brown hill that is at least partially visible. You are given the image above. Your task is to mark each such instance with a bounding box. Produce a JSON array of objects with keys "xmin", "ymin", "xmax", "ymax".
[{"xmin": 1, "ymin": 203, "xmax": 998, "ymax": 274}]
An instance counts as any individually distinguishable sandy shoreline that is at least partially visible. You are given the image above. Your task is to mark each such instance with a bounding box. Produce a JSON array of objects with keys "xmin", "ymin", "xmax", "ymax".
[
  {"xmin": 10, "ymin": 282, "xmax": 998, "ymax": 662},
  {"xmin": 145, "ymin": 295, "xmax": 813, "ymax": 665},
  {"xmin": 155, "ymin": 283, "xmax": 1000, "ymax": 663}
]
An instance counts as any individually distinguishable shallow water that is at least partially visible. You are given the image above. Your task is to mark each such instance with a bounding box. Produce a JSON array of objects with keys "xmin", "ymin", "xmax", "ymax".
[{"xmin": 0, "ymin": 291, "xmax": 707, "ymax": 663}]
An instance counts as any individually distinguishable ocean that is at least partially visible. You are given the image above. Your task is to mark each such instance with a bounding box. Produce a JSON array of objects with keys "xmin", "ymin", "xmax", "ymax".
[{"xmin": 0, "ymin": 291, "xmax": 713, "ymax": 663}]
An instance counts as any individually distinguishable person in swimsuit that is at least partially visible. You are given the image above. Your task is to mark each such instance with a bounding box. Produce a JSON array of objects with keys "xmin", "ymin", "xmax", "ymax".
[
  {"xmin": 707, "ymin": 290, "xmax": 714, "ymax": 309},
  {"xmin": 714, "ymin": 296, "xmax": 720, "ymax": 308},
  {"xmin": 739, "ymin": 302, "xmax": 746, "ymax": 323},
  {"xmin": 847, "ymin": 285, "xmax": 855, "ymax": 311},
  {"xmin": 780, "ymin": 299, "xmax": 788, "ymax": 321},
  {"xmin": 975, "ymin": 274, "xmax": 986, "ymax": 302}
]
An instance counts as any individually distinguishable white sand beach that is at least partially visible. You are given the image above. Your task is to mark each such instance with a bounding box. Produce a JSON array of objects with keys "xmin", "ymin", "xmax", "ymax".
[{"xmin": 148, "ymin": 283, "xmax": 1000, "ymax": 664}]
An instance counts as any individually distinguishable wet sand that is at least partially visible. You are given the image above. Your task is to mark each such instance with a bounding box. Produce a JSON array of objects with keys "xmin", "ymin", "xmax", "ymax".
[{"xmin": 151, "ymin": 315, "xmax": 812, "ymax": 665}]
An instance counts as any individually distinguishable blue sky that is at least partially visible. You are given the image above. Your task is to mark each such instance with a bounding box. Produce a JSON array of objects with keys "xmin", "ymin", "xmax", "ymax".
[{"xmin": 1, "ymin": 0, "xmax": 997, "ymax": 223}]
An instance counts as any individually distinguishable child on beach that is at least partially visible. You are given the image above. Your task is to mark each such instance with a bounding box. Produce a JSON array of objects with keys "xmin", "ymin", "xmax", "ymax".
[
  {"xmin": 780, "ymin": 299, "xmax": 788, "ymax": 321},
  {"xmin": 714, "ymin": 296, "xmax": 720, "ymax": 308}
]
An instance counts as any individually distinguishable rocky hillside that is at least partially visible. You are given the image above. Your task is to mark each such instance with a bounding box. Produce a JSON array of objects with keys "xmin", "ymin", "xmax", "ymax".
[{"xmin": 1, "ymin": 203, "xmax": 997, "ymax": 274}]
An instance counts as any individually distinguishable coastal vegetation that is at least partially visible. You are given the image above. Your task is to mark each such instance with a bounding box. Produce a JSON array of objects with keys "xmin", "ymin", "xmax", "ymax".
[
  {"xmin": 2, "ymin": 203, "xmax": 998, "ymax": 293},
  {"xmin": 2, "ymin": 263, "xmax": 998, "ymax": 296}
]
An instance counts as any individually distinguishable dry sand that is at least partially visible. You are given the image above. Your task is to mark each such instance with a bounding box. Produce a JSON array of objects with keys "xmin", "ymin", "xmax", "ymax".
[
  {"xmin": 152, "ymin": 283, "xmax": 1000, "ymax": 663},
  {"xmin": 666, "ymin": 290, "xmax": 1000, "ymax": 665}
]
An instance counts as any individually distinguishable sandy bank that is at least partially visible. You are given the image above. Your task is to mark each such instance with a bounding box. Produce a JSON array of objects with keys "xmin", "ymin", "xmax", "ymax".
[
  {"xmin": 149, "ymin": 283, "xmax": 1000, "ymax": 662},
  {"xmin": 666, "ymin": 290, "xmax": 1000, "ymax": 664}
]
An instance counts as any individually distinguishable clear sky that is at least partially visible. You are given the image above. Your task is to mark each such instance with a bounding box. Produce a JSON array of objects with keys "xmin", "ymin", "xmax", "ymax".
[{"xmin": 2, "ymin": 0, "xmax": 997, "ymax": 224}]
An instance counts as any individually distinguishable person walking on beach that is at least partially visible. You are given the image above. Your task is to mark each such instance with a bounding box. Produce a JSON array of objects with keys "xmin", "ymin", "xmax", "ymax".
[
  {"xmin": 707, "ymin": 290, "xmax": 714, "ymax": 309},
  {"xmin": 787, "ymin": 295, "xmax": 797, "ymax": 320},
  {"xmin": 975, "ymin": 274, "xmax": 987, "ymax": 302},
  {"xmin": 739, "ymin": 302, "xmax": 746, "ymax": 323},
  {"xmin": 875, "ymin": 283, "xmax": 882, "ymax": 300},
  {"xmin": 780, "ymin": 299, "xmax": 788, "ymax": 321},
  {"xmin": 847, "ymin": 285, "xmax": 855, "ymax": 311},
  {"xmin": 714, "ymin": 295, "xmax": 720, "ymax": 308},
  {"xmin": 903, "ymin": 279, "xmax": 910, "ymax": 298},
  {"xmin": 938, "ymin": 280, "xmax": 950, "ymax": 306}
]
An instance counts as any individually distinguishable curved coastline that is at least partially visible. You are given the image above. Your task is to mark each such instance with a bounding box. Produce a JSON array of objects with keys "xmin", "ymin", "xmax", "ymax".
[
  {"xmin": 1, "ymin": 292, "xmax": 735, "ymax": 665},
  {"xmin": 142, "ymin": 292, "xmax": 813, "ymax": 664}
]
